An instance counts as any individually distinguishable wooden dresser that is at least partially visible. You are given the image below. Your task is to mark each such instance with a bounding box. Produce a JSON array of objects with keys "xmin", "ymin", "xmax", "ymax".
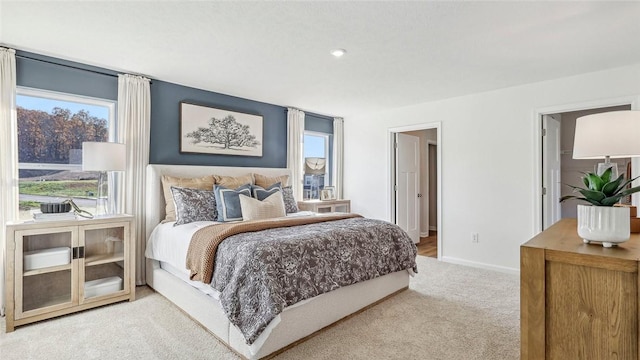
[{"xmin": 521, "ymin": 218, "xmax": 640, "ymax": 359}]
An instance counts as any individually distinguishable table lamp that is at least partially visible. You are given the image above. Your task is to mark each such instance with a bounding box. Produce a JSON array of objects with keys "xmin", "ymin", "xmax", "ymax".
[{"xmin": 82, "ymin": 142, "xmax": 126, "ymax": 215}]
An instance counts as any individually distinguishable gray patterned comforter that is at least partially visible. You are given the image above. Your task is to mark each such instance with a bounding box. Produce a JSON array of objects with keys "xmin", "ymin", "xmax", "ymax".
[{"xmin": 210, "ymin": 217, "xmax": 417, "ymax": 345}]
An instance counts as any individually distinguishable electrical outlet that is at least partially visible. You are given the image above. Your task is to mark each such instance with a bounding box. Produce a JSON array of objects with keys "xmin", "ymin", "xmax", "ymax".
[{"xmin": 472, "ymin": 233, "xmax": 479, "ymax": 243}]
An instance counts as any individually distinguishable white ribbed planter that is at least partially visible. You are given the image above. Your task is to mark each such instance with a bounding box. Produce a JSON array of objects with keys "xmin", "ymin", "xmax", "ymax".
[{"xmin": 577, "ymin": 204, "xmax": 630, "ymax": 247}]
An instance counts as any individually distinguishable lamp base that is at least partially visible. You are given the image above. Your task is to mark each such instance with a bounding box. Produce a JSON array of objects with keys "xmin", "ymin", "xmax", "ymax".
[{"xmin": 95, "ymin": 171, "xmax": 114, "ymax": 216}]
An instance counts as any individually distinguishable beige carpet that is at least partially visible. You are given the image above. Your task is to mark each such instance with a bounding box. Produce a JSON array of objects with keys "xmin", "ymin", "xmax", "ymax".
[{"xmin": 0, "ymin": 256, "xmax": 520, "ymax": 359}]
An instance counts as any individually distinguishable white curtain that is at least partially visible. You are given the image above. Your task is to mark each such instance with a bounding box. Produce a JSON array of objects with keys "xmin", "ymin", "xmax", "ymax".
[
  {"xmin": 287, "ymin": 108, "xmax": 305, "ymax": 200},
  {"xmin": 333, "ymin": 117, "xmax": 344, "ymax": 199},
  {"xmin": 117, "ymin": 74, "xmax": 151, "ymax": 285},
  {"xmin": 0, "ymin": 48, "xmax": 18, "ymax": 316}
]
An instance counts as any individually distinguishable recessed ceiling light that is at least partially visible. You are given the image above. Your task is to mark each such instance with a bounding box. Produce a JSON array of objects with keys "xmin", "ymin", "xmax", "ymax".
[{"xmin": 330, "ymin": 49, "xmax": 346, "ymax": 58}]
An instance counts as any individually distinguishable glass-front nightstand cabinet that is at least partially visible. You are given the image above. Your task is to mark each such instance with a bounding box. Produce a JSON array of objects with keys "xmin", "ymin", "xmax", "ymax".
[{"xmin": 5, "ymin": 214, "xmax": 135, "ymax": 332}]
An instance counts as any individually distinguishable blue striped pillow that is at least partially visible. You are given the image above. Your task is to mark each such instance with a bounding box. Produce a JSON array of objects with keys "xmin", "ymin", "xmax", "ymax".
[{"xmin": 214, "ymin": 184, "xmax": 252, "ymax": 222}]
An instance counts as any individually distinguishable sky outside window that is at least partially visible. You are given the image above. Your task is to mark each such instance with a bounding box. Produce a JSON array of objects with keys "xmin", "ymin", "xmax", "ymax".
[{"xmin": 304, "ymin": 134, "xmax": 325, "ymax": 158}]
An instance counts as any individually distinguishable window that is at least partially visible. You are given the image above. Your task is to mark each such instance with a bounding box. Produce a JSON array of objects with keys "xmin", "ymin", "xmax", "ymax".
[
  {"xmin": 303, "ymin": 132, "xmax": 330, "ymax": 200},
  {"xmin": 16, "ymin": 87, "xmax": 117, "ymax": 220}
]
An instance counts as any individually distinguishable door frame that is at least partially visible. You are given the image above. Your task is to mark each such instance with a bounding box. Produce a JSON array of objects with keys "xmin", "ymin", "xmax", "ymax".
[
  {"xmin": 388, "ymin": 122, "xmax": 442, "ymax": 259},
  {"xmin": 532, "ymin": 95, "xmax": 640, "ymax": 235}
]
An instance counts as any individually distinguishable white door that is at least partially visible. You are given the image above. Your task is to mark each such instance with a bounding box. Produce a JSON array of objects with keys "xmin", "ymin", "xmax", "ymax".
[
  {"xmin": 543, "ymin": 114, "xmax": 562, "ymax": 230},
  {"xmin": 396, "ymin": 133, "xmax": 420, "ymax": 243}
]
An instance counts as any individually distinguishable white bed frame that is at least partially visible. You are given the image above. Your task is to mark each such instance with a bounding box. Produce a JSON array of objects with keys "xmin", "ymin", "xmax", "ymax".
[{"xmin": 145, "ymin": 164, "xmax": 409, "ymax": 359}]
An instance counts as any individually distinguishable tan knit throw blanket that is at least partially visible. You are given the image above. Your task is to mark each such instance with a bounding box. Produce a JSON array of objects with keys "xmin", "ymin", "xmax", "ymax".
[{"xmin": 187, "ymin": 213, "xmax": 362, "ymax": 284}]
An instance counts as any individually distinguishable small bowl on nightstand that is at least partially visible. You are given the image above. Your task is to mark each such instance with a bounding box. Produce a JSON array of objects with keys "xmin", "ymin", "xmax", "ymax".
[{"xmin": 40, "ymin": 202, "xmax": 72, "ymax": 213}]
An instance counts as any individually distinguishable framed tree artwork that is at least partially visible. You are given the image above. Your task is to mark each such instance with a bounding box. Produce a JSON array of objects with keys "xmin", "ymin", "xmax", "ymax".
[{"xmin": 180, "ymin": 102, "xmax": 263, "ymax": 157}]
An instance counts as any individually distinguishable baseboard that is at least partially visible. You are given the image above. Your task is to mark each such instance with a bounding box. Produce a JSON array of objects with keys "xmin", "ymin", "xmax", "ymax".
[
  {"xmin": 420, "ymin": 232, "xmax": 430, "ymax": 237},
  {"xmin": 440, "ymin": 256, "xmax": 519, "ymax": 275},
  {"xmin": 429, "ymin": 226, "xmax": 437, "ymax": 231}
]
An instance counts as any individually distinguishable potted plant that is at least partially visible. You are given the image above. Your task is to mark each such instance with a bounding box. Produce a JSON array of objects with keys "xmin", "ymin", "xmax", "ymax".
[{"xmin": 560, "ymin": 168, "xmax": 640, "ymax": 247}]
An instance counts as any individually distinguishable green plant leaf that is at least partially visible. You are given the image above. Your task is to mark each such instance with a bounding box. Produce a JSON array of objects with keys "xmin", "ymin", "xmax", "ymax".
[
  {"xmin": 600, "ymin": 167, "xmax": 613, "ymax": 184},
  {"xmin": 620, "ymin": 185, "xmax": 640, "ymax": 197},
  {"xmin": 602, "ymin": 174, "xmax": 624, "ymax": 196},
  {"xmin": 585, "ymin": 172, "xmax": 605, "ymax": 191},
  {"xmin": 559, "ymin": 195, "xmax": 579, "ymax": 203},
  {"xmin": 582, "ymin": 176, "xmax": 590, "ymax": 188},
  {"xmin": 559, "ymin": 195, "xmax": 596, "ymax": 205},
  {"xmin": 578, "ymin": 189, "xmax": 606, "ymax": 202},
  {"xmin": 601, "ymin": 195, "xmax": 623, "ymax": 206},
  {"xmin": 615, "ymin": 175, "xmax": 640, "ymax": 194}
]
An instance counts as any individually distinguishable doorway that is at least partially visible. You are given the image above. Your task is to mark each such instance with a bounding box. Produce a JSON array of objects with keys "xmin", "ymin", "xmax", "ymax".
[
  {"xmin": 389, "ymin": 122, "xmax": 442, "ymax": 259},
  {"xmin": 540, "ymin": 103, "xmax": 635, "ymax": 231}
]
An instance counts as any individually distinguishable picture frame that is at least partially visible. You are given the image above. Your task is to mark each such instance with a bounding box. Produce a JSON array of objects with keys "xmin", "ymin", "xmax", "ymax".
[
  {"xmin": 321, "ymin": 186, "xmax": 336, "ymax": 201},
  {"xmin": 180, "ymin": 102, "xmax": 263, "ymax": 157}
]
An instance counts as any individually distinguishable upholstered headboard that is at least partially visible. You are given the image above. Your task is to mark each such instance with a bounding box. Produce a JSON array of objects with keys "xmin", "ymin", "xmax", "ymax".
[{"xmin": 145, "ymin": 164, "xmax": 291, "ymax": 241}]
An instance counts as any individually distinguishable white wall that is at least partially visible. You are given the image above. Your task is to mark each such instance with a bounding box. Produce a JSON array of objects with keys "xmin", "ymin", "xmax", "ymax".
[{"xmin": 344, "ymin": 63, "xmax": 640, "ymax": 272}]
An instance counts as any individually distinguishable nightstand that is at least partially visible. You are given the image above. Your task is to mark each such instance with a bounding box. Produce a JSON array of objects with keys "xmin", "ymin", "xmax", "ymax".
[
  {"xmin": 297, "ymin": 199, "xmax": 351, "ymax": 213},
  {"xmin": 5, "ymin": 214, "xmax": 135, "ymax": 332}
]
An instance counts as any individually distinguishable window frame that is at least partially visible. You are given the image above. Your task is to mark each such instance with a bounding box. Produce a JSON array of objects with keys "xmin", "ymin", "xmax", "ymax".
[
  {"xmin": 302, "ymin": 130, "xmax": 333, "ymax": 200},
  {"xmin": 16, "ymin": 86, "xmax": 119, "ymax": 217},
  {"xmin": 304, "ymin": 130, "xmax": 331, "ymax": 178}
]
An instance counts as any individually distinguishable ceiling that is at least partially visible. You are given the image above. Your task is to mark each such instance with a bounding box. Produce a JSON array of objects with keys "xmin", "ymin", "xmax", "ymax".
[{"xmin": 2, "ymin": 1, "xmax": 640, "ymax": 117}]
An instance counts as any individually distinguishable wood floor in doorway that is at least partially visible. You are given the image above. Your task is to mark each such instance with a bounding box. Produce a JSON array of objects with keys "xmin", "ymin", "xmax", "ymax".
[{"xmin": 417, "ymin": 231, "xmax": 437, "ymax": 258}]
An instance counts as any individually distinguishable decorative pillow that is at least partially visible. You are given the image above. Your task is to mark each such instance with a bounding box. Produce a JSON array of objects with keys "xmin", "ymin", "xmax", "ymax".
[
  {"xmin": 161, "ymin": 175, "xmax": 215, "ymax": 223},
  {"xmin": 214, "ymin": 184, "xmax": 252, "ymax": 222},
  {"xmin": 253, "ymin": 173, "xmax": 289, "ymax": 188},
  {"xmin": 282, "ymin": 186, "xmax": 299, "ymax": 214},
  {"xmin": 170, "ymin": 186, "xmax": 217, "ymax": 226},
  {"xmin": 213, "ymin": 174, "xmax": 253, "ymax": 189},
  {"xmin": 252, "ymin": 182, "xmax": 282, "ymax": 201},
  {"xmin": 239, "ymin": 192, "xmax": 286, "ymax": 221}
]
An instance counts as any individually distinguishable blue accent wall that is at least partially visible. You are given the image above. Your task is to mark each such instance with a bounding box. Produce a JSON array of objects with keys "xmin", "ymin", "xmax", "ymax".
[
  {"xmin": 14, "ymin": 50, "xmax": 336, "ymax": 169},
  {"xmin": 16, "ymin": 50, "xmax": 118, "ymax": 101},
  {"xmin": 149, "ymin": 80, "xmax": 287, "ymax": 167}
]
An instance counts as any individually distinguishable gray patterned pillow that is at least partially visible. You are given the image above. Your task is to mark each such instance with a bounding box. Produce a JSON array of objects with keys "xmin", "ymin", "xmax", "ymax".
[
  {"xmin": 282, "ymin": 186, "xmax": 299, "ymax": 214},
  {"xmin": 170, "ymin": 186, "xmax": 217, "ymax": 226}
]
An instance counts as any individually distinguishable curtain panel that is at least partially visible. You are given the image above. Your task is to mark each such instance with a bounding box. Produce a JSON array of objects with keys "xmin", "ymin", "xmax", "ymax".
[
  {"xmin": 0, "ymin": 47, "xmax": 18, "ymax": 316},
  {"xmin": 117, "ymin": 74, "xmax": 151, "ymax": 285},
  {"xmin": 332, "ymin": 117, "xmax": 344, "ymax": 199},
  {"xmin": 287, "ymin": 108, "xmax": 305, "ymax": 200}
]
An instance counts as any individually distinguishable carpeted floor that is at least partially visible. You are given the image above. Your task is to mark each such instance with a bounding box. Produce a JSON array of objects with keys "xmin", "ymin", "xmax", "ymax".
[{"xmin": 0, "ymin": 256, "xmax": 520, "ymax": 359}]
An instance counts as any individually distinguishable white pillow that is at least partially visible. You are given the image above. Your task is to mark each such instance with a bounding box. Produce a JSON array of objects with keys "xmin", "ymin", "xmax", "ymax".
[{"xmin": 239, "ymin": 192, "xmax": 286, "ymax": 221}]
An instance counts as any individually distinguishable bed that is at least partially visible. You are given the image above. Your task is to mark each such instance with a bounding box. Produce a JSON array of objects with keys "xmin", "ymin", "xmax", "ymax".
[{"xmin": 144, "ymin": 164, "xmax": 415, "ymax": 359}]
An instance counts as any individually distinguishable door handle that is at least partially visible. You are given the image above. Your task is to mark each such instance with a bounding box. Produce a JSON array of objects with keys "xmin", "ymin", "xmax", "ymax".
[{"xmin": 417, "ymin": 194, "xmax": 422, "ymax": 198}]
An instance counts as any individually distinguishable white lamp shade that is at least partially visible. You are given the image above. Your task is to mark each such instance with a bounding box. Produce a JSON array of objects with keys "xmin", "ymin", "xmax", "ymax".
[
  {"xmin": 82, "ymin": 142, "xmax": 126, "ymax": 171},
  {"xmin": 573, "ymin": 110, "xmax": 640, "ymax": 159}
]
